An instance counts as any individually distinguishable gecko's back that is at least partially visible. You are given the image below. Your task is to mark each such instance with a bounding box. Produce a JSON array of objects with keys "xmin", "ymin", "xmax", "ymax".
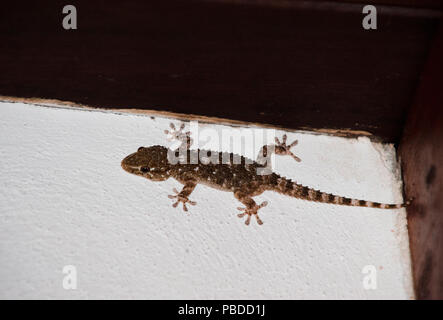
[{"xmin": 168, "ymin": 148, "xmax": 267, "ymax": 192}]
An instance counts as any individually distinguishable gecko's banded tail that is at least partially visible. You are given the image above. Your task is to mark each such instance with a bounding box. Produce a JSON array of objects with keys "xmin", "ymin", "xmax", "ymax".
[{"xmin": 268, "ymin": 175, "xmax": 409, "ymax": 209}]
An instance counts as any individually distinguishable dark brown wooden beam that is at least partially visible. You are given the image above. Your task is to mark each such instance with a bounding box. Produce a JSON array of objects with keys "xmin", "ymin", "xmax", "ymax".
[
  {"xmin": 0, "ymin": 1, "xmax": 440, "ymax": 143},
  {"xmin": 326, "ymin": 0, "xmax": 442, "ymax": 10},
  {"xmin": 399, "ymin": 23, "xmax": 443, "ymax": 300},
  {"xmin": 209, "ymin": 0, "xmax": 443, "ymax": 10}
]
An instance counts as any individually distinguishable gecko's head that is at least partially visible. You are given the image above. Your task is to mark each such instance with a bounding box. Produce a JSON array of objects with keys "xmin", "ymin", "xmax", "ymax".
[{"xmin": 121, "ymin": 145, "xmax": 170, "ymax": 181}]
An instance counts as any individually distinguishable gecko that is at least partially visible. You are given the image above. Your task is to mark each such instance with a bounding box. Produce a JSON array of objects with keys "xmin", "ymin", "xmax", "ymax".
[{"xmin": 121, "ymin": 122, "xmax": 409, "ymax": 225}]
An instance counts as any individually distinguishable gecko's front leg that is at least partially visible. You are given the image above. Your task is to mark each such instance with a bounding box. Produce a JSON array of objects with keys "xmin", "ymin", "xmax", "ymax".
[
  {"xmin": 168, "ymin": 179, "xmax": 197, "ymax": 212},
  {"xmin": 234, "ymin": 191, "xmax": 268, "ymax": 225},
  {"xmin": 164, "ymin": 122, "xmax": 193, "ymax": 149}
]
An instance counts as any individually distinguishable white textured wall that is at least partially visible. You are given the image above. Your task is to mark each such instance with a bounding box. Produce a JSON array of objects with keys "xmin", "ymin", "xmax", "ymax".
[{"xmin": 0, "ymin": 101, "xmax": 413, "ymax": 299}]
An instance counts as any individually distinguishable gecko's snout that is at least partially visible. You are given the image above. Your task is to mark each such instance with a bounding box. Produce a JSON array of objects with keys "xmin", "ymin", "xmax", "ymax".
[
  {"xmin": 121, "ymin": 153, "xmax": 138, "ymax": 174},
  {"xmin": 121, "ymin": 145, "xmax": 170, "ymax": 181}
]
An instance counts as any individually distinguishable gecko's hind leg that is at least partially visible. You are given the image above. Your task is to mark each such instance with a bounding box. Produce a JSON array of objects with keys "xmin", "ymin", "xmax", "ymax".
[
  {"xmin": 168, "ymin": 180, "xmax": 197, "ymax": 212},
  {"xmin": 164, "ymin": 122, "xmax": 193, "ymax": 149},
  {"xmin": 256, "ymin": 134, "xmax": 301, "ymax": 170},
  {"xmin": 234, "ymin": 191, "xmax": 267, "ymax": 225}
]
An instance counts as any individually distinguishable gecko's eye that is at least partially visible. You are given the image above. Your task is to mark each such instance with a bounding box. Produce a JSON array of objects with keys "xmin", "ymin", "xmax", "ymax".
[
  {"xmin": 138, "ymin": 147, "xmax": 145, "ymax": 152},
  {"xmin": 140, "ymin": 167, "xmax": 150, "ymax": 173}
]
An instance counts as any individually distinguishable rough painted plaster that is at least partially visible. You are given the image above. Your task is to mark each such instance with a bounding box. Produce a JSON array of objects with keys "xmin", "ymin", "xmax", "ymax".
[{"xmin": 0, "ymin": 102, "xmax": 413, "ymax": 299}]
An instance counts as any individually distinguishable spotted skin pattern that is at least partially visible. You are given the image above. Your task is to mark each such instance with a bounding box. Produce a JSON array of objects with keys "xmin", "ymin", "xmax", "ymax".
[{"xmin": 121, "ymin": 123, "xmax": 409, "ymax": 225}]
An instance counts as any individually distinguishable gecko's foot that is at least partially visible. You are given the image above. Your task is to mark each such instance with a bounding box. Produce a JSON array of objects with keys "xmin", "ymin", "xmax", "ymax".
[
  {"xmin": 168, "ymin": 188, "xmax": 196, "ymax": 212},
  {"xmin": 237, "ymin": 201, "xmax": 268, "ymax": 225},
  {"xmin": 164, "ymin": 122, "xmax": 193, "ymax": 148},
  {"xmin": 275, "ymin": 134, "xmax": 301, "ymax": 162}
]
